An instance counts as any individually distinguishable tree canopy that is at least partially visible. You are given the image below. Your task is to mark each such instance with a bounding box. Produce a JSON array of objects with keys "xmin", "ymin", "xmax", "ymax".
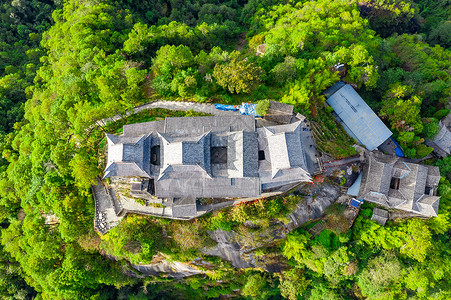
[{"xmin": 0, "ymin": 0, "xmax": 450, "ymax": 298}]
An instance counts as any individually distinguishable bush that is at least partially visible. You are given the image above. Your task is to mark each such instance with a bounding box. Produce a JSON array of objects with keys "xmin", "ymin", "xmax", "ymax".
[
  {"xmin": 422, "ymin": 118, "xmax": 439, "ymax": 139},
  {"xmin": 231, "ymin": 204, "xmax": 248, "ymax": 223},
  {"xmin": 415, "ymin": 144, "xmax": 433, "ymax": 158},
  {"xmin": 210, "ymin": 212, "xmax": 236, "ymax": 231},
  {"xmin": 255, "ymin": 99, "xmax": 271, "ymax": 116},
  {"xmin": 434, "ymin": 108, "xmax": 450, "ymax": 120}
]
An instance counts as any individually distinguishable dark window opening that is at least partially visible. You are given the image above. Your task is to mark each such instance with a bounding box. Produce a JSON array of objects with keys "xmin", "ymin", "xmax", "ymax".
[
  {"xmin": 425, "ymin": 186, "xmax": 432, "ymax": 195},
  {"xmin": 211, "ymin": 147, "xmax": 227, "ymax": 164},
  {"xmin": 151, "ymin": 145, "xmax": 160, "ymax": 165},
  {"xmin": 131, "ymin": 179, "xmax": 155, "ymax": 196},
  {"xmin": 390, "ymin": 177, "xmax": 400, "ymax": 190},
  {"xmin": 258, "ymin": 150, "xmax": 266, "ymax": 160},
  {"xmin": 148, "ymin": 179, "xmax": 155, "ymax": 195}
]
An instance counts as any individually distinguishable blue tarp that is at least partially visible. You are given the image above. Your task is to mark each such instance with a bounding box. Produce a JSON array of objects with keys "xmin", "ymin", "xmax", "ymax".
[
  {"xmin": 214, "ymin": 102, "xmax": 261, "ymax": 117},
  {"xmin": 239, "ymin": 102, "xmax": 261, "ymax": 117},
  {"xmin": 214, "ymin": 104, "xmax": 239, "ymax": 111},
  {"xmin": 390, "ymin": 137, "xmax": 405, "ymax": 157}
]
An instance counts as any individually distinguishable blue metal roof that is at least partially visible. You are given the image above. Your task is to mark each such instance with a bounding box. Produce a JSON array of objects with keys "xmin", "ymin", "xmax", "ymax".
[
  {"xmin": 326, "ymin": 84, "xmax": 392, "ymax": 151},
  {"xmin": 350, "ymin": 199, "xmax": 361, "ymax": 208},
  {"xmin": 390, "ymin": 137, "xmax": 405, "ymax": 157}
]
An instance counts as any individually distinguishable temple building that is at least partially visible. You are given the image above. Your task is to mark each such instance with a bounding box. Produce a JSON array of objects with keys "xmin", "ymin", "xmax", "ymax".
[
  {"xmin": 103, "ymin": 115, "xmax": 313, "ymax": 218},
  {"xmin": 427, "ymin": 115, "xmax": 451, "ymax": 157},
  {"xmin": 357, "ymin": 152, "xmax": 441, "ymax": 217}
]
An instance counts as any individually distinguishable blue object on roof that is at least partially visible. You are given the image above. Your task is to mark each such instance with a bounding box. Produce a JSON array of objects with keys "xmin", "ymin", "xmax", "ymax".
[
  {"xmin": 214, "ymin": 104, "xmax": 239, "ymax": 111},
  {"xmin": 239, "ymin": 102, "xmax": 261, "ymax": 117},
  {"xmin": 350, "ymin": 199, "xmax": 361, "ymax": 208},
  {"xmin": 390, "ymin": 137, "xmax": 405, "ymax": 157},
  {"xmin": 326, "ymin": 84, "xmax": 393, "ymax": 151},
  {"xmin": 347, "ymin": 173, "xmax": 362, "ymax": 196}
]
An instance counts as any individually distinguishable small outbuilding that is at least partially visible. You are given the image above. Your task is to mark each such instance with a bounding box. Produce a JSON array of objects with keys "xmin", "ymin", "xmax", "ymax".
[
  {"xmin": 264, "ymin": 101, "xmax": 294, "ymax": 124},
  {"xmin": 371, "ymin": 208, "xmax": 389, "ymax": 226},
  {"xmin": 429, "ymin": 117, "xmax": 451, "ymax": 157},
  {"xmin": 324, "ymin": 83, "xmax": 393, "ymax": 151}
]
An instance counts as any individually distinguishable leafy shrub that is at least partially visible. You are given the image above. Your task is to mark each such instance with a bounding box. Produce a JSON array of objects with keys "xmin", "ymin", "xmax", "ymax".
[
  {"xmin": 231, "ymin": 204, "xmax": 248, "ymax": 223},
  {"xmin": 422, "ymin": 118, "xmax": 439, "ymax": 139},
  {"xmin": 415, "ymin": 144, "xmax": 433, "ymax": 158},
  {"xmin": 255, "ymin": 99, "xmax": 271, "ymax": 116},
  {"xmin": 210, "ymin": 212, "xmax": 236, "ymax": 231},
  {"xmin": 434, "ymin": 108, "xmax": 450, "ymax": 120}
]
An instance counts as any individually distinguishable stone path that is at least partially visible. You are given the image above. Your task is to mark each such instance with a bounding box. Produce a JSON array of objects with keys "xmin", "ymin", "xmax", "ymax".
[
  {"xmin": 132, "ymin": 259, "xmax": 203, "ymax": 279},
  {"xmin": 323, "ymin": 154, "xmax": 362, "ymax": 167},
  {"xmin": 96, "ymin": 100, "xmax": 239, "ymax": 127},
  {"xmin": 92, "ymin": 178, "xmax": 122, "ymax": 234}
]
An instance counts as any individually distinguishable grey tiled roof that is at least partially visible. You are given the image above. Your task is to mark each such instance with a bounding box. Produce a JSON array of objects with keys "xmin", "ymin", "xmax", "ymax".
[
  {"xmin": 358, "ymin": 152, "xmax": 441, "ymax": 217},
  {"xmin": 172, "ymin": 197, "xmax": 197, "ymax": 218},
  {"xmin": 373, "ymin": 207, "xmax": 389, "ymax": 218},
  {"xmin": 433, "ymin": 121, "xmax": 451, "ymax": 155},
  {"xmin": 104, "ymin": 134, "xmax": 151, "ymax": 178},
  {"xmin": 264, "ymin": 122, "xmax": 308, "ymax": 179},
  {"xmin": 227, "ymin": 131, "xmax": 258, "ymax": 178},
  {"xmin": 371, "ymin": 214, "xmax": 388, "ymax": 226},
  {"xmin": 158, "ymin": 132, "xmax": 212, "ymax": 179},
  {"xmin": 123, "ymin": 120, "xmax": 165, "ymax": 137},
  {"xmin": 268, "ymin": 101, "xmax": 294, "ymax": 114},
  {"xmin": 104, "ymin": 114, "xmax": 313, "ymax": 217},
  {"xmin": 265, "ymin": 101, "xmax": 294, "ymax": 124},
  {"xmin": 155, "ymin": 176, "xmax": 260, "ymax": 198},
  {"xmin": 371, "ymin": 208, "xmax": 389, "ymax": 226},
  {"xmin": 164, "ymin": 115, "xmax": 255, "ymax": 135},
  {"xmin": 417, "ymin": 196, "xmax": 440, "ymax": 217}
]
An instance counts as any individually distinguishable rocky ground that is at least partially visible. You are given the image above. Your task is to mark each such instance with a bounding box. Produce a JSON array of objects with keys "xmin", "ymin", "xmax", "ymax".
[{"xmin": 202, "ymin": 183, "xmax": 340, "ymax": 270}]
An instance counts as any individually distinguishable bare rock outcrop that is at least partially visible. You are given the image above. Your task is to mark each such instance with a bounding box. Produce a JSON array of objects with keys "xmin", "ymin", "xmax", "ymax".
[{"xmin": 203, "ymin": 184, "xmax": 340, "ymax": 269}]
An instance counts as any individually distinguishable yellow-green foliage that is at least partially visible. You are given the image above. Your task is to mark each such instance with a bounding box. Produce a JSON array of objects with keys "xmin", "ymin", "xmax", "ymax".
[
  {"xmin": 213, "ymin": 55, "xmax": 263, "ymax": 94},
  {"xmin": 101, "ymin": 215, "xmax": 161, "ymax": 264}
]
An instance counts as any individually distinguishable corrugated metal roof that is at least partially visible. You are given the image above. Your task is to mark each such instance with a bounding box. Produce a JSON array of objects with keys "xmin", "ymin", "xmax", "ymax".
[{"xmin": 326, "ymin": 84, "xmax": 392, "ymax": 150}]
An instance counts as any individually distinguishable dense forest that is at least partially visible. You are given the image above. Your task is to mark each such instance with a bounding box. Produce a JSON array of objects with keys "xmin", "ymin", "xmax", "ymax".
[{"xmin": 0, "ymin": 0, "xmax": 451, "ymax": 299}]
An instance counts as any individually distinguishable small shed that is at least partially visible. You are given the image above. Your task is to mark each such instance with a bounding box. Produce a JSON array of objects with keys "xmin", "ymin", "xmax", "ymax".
[
  {"xmin": 371, "ymin": 208, "xmax": 389, "ymax": 226},
  {"xmin": 431, "ymin": 120, "xmax": 451, "ymax": 157},
  {"xmin": 349, "ymin": 198, "xmax": 362, "ymax": 209},
  {"xmin": 172, "ymin": 197, "xmax": 197, "ymax": 218},
  {"xmin": 265, "ymin": 101, "xmax": 294, "ymax": 124}
]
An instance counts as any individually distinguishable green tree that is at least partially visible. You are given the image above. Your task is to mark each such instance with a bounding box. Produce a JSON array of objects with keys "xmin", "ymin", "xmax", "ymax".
[
  {"xmin": 278, "ymin": 269, "xmax": 310, "ymax": 300},
  {"xmin": 213, "ymin": 56, "xmax": 263, "ymax": 94},
  {"xmin": 357, "ymin": 252, "xmax": 404, "ymax": 300}
]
